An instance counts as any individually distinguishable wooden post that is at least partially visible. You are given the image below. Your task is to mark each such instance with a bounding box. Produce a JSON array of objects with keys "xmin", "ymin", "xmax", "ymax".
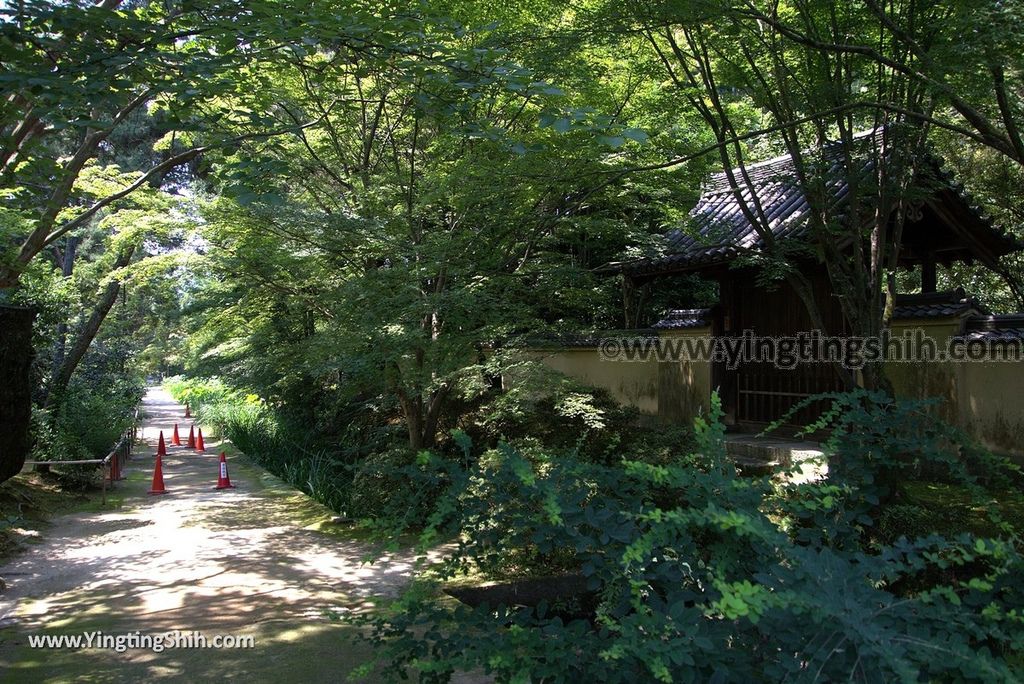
[
  {"xmin": 622, "ymin": 275, "xmax": 648, "ymax": 329},
  {"xmin": 921, "ymin": 256, "xmax": 937, "ymax": 293}
]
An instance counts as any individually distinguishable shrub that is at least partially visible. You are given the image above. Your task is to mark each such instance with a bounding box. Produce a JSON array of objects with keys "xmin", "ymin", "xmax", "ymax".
[
  {"xmin": 31, "ymin": 376, "xmax": 142, "ymax": 489},
  {"xmin": 772, "ymin": 389, "xmax": 1021, "ymax": 549},
  {"xmin": 163, "ymin": 375, "xmax": 234, "ymax": 414},
  {"xmin": 161, "ymin": 366, "xmax": 699, "ymax": 527},
  {"xmin": 349, "ymin": 447, "xmax": 447, "ymax": 524},
  {"xmin": 467, "ymin": 359, "xmax": 693, "ymax": 466},
  {"xmin": 349, "ymin": 392, "xmax": 1024, "ymax": 682},
  {"xmin": 197, "ymin": 394, "xmax": 267, "ymax": 441},
  {"xmin": 165, "ymin": 376, "xmax": 354, "ymax": 513}
]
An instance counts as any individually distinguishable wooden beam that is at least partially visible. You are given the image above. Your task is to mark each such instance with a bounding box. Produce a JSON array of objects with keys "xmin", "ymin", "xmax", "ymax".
[
  {"xmin": 921, "ymin": 256, "xmax": 937, "ymax": 293},
  {"xmin": 926, "ymin": 194, "xmax": 1001, "ymax": 268}
]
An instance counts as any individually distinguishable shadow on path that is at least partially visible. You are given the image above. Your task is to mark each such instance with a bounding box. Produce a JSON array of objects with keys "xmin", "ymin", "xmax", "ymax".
[{"xmin": 0, "ymin": 388, "xmax": 433, "ymax": 683}]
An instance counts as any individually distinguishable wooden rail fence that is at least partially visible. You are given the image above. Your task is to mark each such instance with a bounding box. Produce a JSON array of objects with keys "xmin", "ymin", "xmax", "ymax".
[{"xmin": 23, "ymin": 409, "xmax": 140, "ymax": 505}]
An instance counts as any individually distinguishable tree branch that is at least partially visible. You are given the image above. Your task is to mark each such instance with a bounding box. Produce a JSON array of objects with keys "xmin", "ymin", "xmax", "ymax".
[{"xmin": 19, "ymin": 105, "xmax": 339, "ymax": 267}]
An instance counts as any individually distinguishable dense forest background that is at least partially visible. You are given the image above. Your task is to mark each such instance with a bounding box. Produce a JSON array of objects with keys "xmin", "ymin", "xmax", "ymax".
[{"xmin": 3, "ymin": 0, "xmax": 1024, "ymax": 680}]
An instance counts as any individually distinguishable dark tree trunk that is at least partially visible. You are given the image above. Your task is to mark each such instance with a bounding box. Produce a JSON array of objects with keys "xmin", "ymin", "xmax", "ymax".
[
  {"xmin": 0, "ymin": 305, "xmax": 37, "ymax": 484},
  {"xmin": 403, "ymin": 394, "xmax": 424, "ymax": 450},
  {"xmin": 399, "ymin": 385, "xmax": 449, "ymax": 451},
  {"xmin": 45, "ymin": 245, "xmax": 135, "ymax": 408},
  {"xmin": 49, "ymin": 236, "xmax": 78, "ymax": 378}
]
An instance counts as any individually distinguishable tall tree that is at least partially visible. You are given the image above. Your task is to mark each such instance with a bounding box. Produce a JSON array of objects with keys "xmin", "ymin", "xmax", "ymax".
[
  {"xmin": 177, "ymin": 6, "xmax": 687, "ymax": 448},
  {"xmin": 0, "ymin": 0, "xmax": 493, "ymax": 481},
  {"xmin": 583, "ymin": 0, "xmax": 1022, "ymax": 390}
]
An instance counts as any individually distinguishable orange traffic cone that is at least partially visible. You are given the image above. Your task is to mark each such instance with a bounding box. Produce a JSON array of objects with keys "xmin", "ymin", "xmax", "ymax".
[
  {"xmin": 185, "ymin": 404, "xmax": 191, "ymax": 418},
  {"xmin": 214, "ymin": 452, "xmax": 235, "ymax": 490},
  {"xmin": 156, "ymin": 430, "xmax": 167, "ymax": 456},
  {"xmin": 149, "ymin": 454, "xmax": 167, "ymax": 495},
  {"xmin": 187, "ymin": 425, "xmax": 196, "ymax": 449},
  {"xmin": 195, "ymin": 428, "xmax": 206, "ymax": 453},
  {"xmin": 172, "ymin": 423, "xmax": 181, "ymax": 446}
]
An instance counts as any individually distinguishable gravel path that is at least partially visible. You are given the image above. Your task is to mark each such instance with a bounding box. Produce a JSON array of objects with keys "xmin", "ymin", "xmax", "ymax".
[{"xmin": 0, "ymin": 388, "xmax": 425, "ymax": 682}]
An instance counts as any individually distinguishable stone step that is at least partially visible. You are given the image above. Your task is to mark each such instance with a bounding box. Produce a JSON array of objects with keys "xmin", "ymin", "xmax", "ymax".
[{"xmin": 725, "ymin": 435, "xmax": 827, "ymax": 483}]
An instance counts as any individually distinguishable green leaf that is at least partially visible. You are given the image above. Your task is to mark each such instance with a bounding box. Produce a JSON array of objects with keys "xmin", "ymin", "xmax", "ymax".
[{"xmin": 621, "ymin": 128, "xmax": 649, "ymax": 143}]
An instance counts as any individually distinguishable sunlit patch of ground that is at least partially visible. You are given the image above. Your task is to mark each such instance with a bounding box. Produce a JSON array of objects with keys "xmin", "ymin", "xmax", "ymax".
[{"xmin": 0, "ymin": 387, "xmax": 442, "ymax": 682}]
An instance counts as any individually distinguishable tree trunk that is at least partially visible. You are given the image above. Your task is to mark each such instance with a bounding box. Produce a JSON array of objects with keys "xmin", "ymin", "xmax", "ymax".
[
  {"xmin": 0, "ymin": 305, "xmax": 37, "ymax": 484},
  {"xmin": 49, "ymin": 236, "xmax": 78, "ymax": 382},
  {"xmin": 399, "ymin": 384, "xmax": 449, "ymax": 451},
  {"xmin": 45, "ymin": 245, "xmax": 135, "ymax": 408},
  {"xmin": 420, "ymin": 384, "xmax": 448, "ymax": 450},
  {"xmin": 404, "ymin": 394, "xmax": 424, "ymax": 450}
]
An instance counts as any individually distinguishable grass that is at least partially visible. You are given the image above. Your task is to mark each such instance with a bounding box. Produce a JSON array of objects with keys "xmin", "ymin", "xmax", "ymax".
[
  {"xmin": 164, "ymin": 378, "xmax": 354, "ymax": 515},
  {"xmin": 899, "ymin": 480, "xmax": 1024, "ymax": 536}
]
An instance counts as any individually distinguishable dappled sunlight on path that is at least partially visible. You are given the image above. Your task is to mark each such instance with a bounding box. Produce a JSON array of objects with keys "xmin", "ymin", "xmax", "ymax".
[{"xmin": 0, "ymin": 387, "xmax": 430, "ymax": 682}]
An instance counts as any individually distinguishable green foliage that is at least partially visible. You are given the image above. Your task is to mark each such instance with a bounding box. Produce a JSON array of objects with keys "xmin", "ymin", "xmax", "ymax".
[
  {"xmin": 31, "ymin": 374, "xmax": 142, "ymax": 489},
  {"xmin": 12, "ymin": 0, "xmax": 1019, "ymax": 675},
  {"xmin": 467, "ymin": 356, "xmax": 694, "ymax": 467},
  {"xmin": 880, "ymin": 481, "xmax": 1024, "ymax": 544},
  {"xmin": 162, "ymin": 368, "xmax": 685, "ymax": 526},
  {"xmin": 348, "ymin": 392, "xmax": 1024, "ymax": 682},
  {"xmin": 165, "ymin": 376, "xmax": 352, "ymax": 512},
  {"xmin": 349, "ymin": 447, "xmax": 448, "ymax": 526},
  {"xmin": 164, "ymin": 376, "xmax": 235, "ymax": 417},
  {"xmin": 773, "ymin": 390, "xmax": 1021, "ymax": 549}
]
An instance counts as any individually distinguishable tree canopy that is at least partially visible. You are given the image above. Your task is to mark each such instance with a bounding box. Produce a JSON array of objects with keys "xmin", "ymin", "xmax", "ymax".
[{"xmin": 3, "ymin": 1, "xmax": 1024, "ymax": 679}]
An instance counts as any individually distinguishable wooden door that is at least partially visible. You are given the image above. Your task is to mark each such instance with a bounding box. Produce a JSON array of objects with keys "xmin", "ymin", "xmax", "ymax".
[{"xmin": 721, "ymin": 269, "xmax": 847, "ymax": 428}]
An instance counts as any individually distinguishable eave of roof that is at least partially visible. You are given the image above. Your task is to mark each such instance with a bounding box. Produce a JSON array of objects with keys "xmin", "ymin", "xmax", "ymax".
[
  {"xmin": 892, "ymin": 290, "xmax": 990, "ymax": 321},
  {"xmin": 954, "ymin": 314, "xmax": 1024, "ymax": 345},
  {"xmin": 603, "ymin": 132, "xmax": 1023, "ymax": 278},
  {"xmin": 651, "ymin": 308, "xmax": 714, "ymax": 329}
]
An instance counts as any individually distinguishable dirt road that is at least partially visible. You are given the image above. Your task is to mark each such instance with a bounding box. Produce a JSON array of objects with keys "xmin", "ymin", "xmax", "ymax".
[{"xmin": 0, "ymin": 388, "xmax": 425, "ymax": 682}]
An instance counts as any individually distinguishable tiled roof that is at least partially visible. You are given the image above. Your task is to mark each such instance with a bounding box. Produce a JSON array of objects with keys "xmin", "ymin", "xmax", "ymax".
[
  {"xmin": 892, "ymin": 290, "xmax": 989, "ymax": 320},
  {"xmin": 652, "ymin": 308, "xmax": 713, "ymax": 329},
  {"xmin": 955, "ymin": 314, "xmax": 1024, "ymax": 345},
  {"xmin": 523, "ymin": 330, "xmax": 657, "ymax": 348},
  {"xmin": 618, "ymin": 151, "xmax": 823, "ymax": 275},
  {"xmin": 608, "ymin": 132, "xmax": 1021, "ymax": 276}
]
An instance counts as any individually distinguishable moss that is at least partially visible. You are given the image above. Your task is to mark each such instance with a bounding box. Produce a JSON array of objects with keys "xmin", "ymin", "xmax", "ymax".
[{"xmin": 880, "ymin": 480, "xmax": 1024, "ymax": 541}]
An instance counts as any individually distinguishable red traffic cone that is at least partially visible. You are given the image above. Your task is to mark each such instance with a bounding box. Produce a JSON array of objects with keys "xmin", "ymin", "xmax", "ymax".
[
  {"xmin": 195, "ymin": 428, "xmax": 206, "ymax": 453},
  {"xmin": 156, "ymin": 430, "xmax": 167, "ymax": 456},
  {"xmin": 172, "ymin": 423, "xmax": 181, "ymax": 446},
  {"xmin": 187, "ymin": 425, "xmax": 195, "ymax": 449},
  {"xmin": 214, "ymin": 452, "xmax": 235, "ymax": 490},
  {"xmin": 185, "ymin": 404, "xmax": 191, "ymax": 418},
  {"xmin": 149, "ymin": 454, "xmax": 168, "ymax": 495}
]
